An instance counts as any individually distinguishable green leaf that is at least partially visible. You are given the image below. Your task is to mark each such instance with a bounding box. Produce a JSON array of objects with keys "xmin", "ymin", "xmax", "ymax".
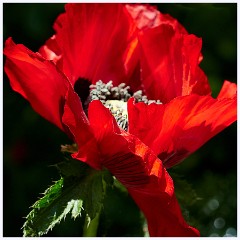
[
  {"xmin": 113, "ymin": 176, "xmax": 128, "ymax": 193},
  {"xmin": 23, "ymin": 164, "xmax": 113, "ymax": 237},
  {"xmin": 71, "ymin": 199, "xmax": 83, "ymax": 219},
  {"xmin": 55, "ymin": 157, "xmax": 90, "ymax": 178}
]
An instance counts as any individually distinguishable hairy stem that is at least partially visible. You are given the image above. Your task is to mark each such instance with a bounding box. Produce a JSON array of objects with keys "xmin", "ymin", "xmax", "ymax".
[{"xmin": 83, "ymin": 211, "xmax": 101, "ymax": 237}]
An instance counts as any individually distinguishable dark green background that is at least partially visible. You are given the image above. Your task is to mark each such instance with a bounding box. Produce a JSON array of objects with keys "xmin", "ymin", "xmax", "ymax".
[{"xmin": 3, "ymin": 3, "xmax": 237, "ymax": 237}]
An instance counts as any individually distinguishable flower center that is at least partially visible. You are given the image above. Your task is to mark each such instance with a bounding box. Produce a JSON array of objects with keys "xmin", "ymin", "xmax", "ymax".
[
  {"xmin": 74, "ymin": 78, "xmax": 161, "ymax": 131},
  {"xmin": 89, "ymin": 80, "xmax": 161, "ymax": 131},
  {"xmin": 105, "ymin": 100, "xmax": 128, "ymax": 130},
  {"xmin": 90, "ymin": 80, "xmax": 131, "ymax": 103},
  {"xmin": 89, "ymin": 80, "xmax": 162, "ymax": 104}
]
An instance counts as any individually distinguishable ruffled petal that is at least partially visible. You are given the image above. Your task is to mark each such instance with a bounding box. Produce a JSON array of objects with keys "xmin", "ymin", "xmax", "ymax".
[
  {"xmin": 126, "ymin": 4, "xmax": 188, "ymax": 34},
  {"xmin": 88, "ymin": 100, "xmax": 199, "ymax": 236},
  {"xmin": 138, "ymin": 24, "xmax": 211, "ymax": 103},
  {"xmin": 4, "ymin": 37, "xmax": 68, "ymax": 132},
  {"xmin": 128, "ymin": 90, "xmax": 237, "ymax": 168},
  {"xmin": 38, "ymin": 35, "xmax": 61, "ymax": 63},
  {"xmin": 217, "ymin": 80, "xmax": 237, "ymax": 99},
  {"xmin": 125, "ymin": 4, "xmax": 162, "ymax": 30},
  {"xmin": 62, "ymin": 86, "xmax": 100, "ymax": 170},
  {"xmin": 124, "ymin": 4, "xmax": 189, "ymax": 93},
  {"xmin": 129, "ymin": 190, "xmax": 199, "ymax": 236},
  {"xmin": 44, "ymin": 3, "xmax": 138, "ymax": 89}
]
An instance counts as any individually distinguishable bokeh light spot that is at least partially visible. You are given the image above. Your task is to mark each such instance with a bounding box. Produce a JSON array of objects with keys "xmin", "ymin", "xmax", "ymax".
[
  {"xmin": 214, "ymin": 217, "xmax": 225, "ymax": 229},
  {"xmin": 208, "ymin": 198, "xmax": 219, "ymax": 211},
  {"xmin": 209, "ymin": 233, "xmax": 219, "ymax": 237},
  {"xmin": 224, "ymin": 227, "xmax": 237, "ymax": 237}
]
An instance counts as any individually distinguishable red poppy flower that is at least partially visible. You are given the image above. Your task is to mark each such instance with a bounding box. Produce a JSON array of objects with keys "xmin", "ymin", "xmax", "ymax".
[{"xmin": 4, "ymin": 3, "xmax": 236, "ymax": 237}]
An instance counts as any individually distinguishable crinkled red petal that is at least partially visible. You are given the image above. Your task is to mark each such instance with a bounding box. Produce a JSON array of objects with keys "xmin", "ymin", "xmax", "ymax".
[
  {"xmin": 62, "ymin": 86, "xmax": 101, "ymax": 170},
  {"xmin": 38, "ymin": 35, "xmax": 62, "ymax": 63},
  {"xmin": 125, "ymin": 4, "xmax": 162, "ymax": 31},
  {"xmin": 138, "ymin": 24, "xmax": 211, "ymax": 103},
  {"xmin": 126, "ymin": 4, "xmax": 188, "ymax": 34},
  {"xmin": 4, "ymin": 37, "xmax": 68, "ymax": 132},
  {"xmin": 88, "ymin": 100, "xmax": 199, "ymax": 236},
  {"xmin": 43, "ymin": 3, "xmax": 139, "ymax": 89},
  {"xmin": 217, "ymin": 80, "xmax": 237, "ymax": 99},
  {"xmin": 129, "ymin": 190, "xmax": 199, "ymax": 236},
  {"xmin": 128, "ymin": 90, "xmax": 236, "ymax": 168}
]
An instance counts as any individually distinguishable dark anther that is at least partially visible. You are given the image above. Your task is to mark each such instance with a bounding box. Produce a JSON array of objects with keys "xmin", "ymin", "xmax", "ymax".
[{"xmin": 74, "ymin": 78, "xmax": 91, "ymax": 111}]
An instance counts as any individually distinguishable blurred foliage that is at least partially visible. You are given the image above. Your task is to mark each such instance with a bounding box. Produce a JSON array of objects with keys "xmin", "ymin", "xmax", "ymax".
[{"xmin": 3, "ymin": 3, "xmax": 237, "ymax": 237}]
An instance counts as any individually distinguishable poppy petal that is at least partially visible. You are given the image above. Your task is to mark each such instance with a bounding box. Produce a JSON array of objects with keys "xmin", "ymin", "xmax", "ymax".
[
  {"xmin": 125, "ymin": 4, "xmax": 189, "ymax": 94},
  {"xmin": 129, "ymin": 190, "xmax": 199, "ymax": 236},
  {"xmin": 38, "ymin": 35, "xmax": 61, "ymax": 63},
  {"xmin": 138, "ymin": 25, "xmax": 211, "ymax": 103},
  {"xmin": 4, "ymin": 37, "xmax": 68, "ymax": 132},
  {"xmin": 126, "ymin": 4, "xmax": 188, "ymax": 34},
  {"xmin": 62, "ymin": 86, "xmax": 100, "ymax": 170},
  {"xmin": 125, "ymin": 4, "xmax": 162, "ymax": 30},
  {"xmin": 128, "ymin": 91, "xmax": 236, "ymax": 168},
  {"xmin": 88, "ymin": 100, "xmax": 199, "ymax": 236},
  {"xmin": 44, "ymin": 3, "xmax": 138, "ymax": 88},
  {"xmin": 217, "ymin": 80, "xmax": 237, "ymax": 99}
]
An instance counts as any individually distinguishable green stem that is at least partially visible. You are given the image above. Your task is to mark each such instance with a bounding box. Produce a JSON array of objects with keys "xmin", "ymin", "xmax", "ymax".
[{"xmin": 83, "ymin": 211, "xmax": 101, "ymax": 237}]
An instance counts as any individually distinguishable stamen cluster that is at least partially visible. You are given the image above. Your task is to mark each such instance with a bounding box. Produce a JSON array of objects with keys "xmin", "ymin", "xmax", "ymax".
[
  {"xmin": 90, "ymin": 80, "xmax": 162, "ymax": 131},
  {"xmin": 90, "ymin": 80, "xmax": 162, "ymax": 105},
  {"xmin": 133, "ymin": 90, "xmax": 162, "ymax": 104},
  {"xmin": 105, "ymin": 100, "xmax": 128, "ymax": 131},
  {"xmin": 90, "ymin": 80, "xmax": 131, "ymax": 104}
]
